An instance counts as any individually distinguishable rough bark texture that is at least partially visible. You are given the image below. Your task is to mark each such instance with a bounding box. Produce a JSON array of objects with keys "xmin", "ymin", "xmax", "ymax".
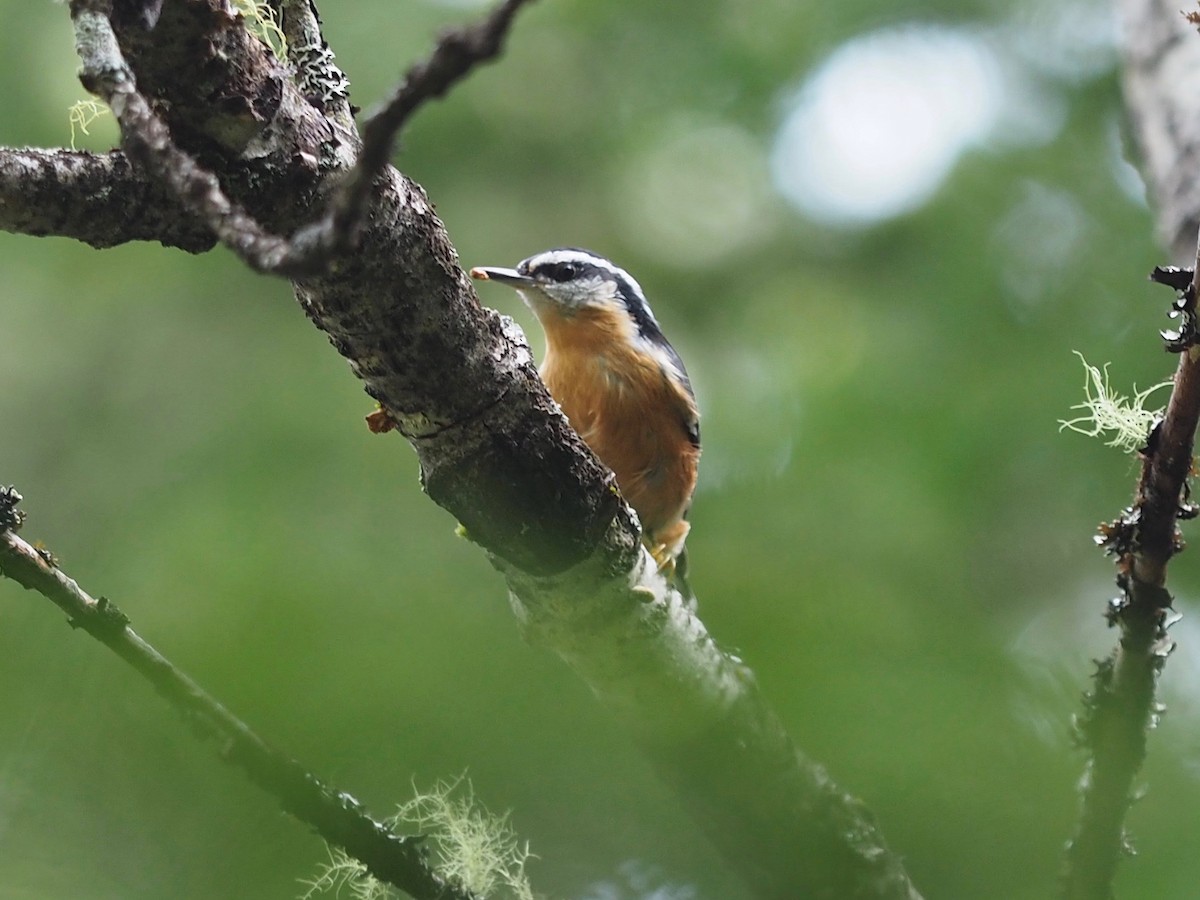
[
  {"xmin": 0, "ymin": 149, "xmax": 214, "ymax": 251},
  {"xmin": 1, "ymin": 2, "xmax": 924, "ymax": 897}
]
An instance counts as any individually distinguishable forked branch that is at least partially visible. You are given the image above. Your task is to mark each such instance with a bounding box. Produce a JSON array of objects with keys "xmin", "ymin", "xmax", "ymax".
[{"xmin": 63, "ymin": 0, "xmax": 534, "ymax": 271}]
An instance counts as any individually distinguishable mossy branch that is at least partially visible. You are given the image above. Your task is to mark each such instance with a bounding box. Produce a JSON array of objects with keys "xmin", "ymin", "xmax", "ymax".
[
  {"xmin": 302, "ymin": 777, "xmax": 536, "ymax": 900},
  {"xmin": 0, "ymin": 487, "xmax": 479, "ymax": 900}
]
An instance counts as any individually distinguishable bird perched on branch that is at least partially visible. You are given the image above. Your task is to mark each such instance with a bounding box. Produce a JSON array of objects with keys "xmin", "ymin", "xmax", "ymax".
[{"xmin": 471, "ymin": 248, "xmax": 700, "ymax": 598}]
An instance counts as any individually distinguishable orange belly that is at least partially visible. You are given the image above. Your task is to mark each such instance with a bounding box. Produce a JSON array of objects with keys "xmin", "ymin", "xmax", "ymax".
[{"xmin": 538, "ymin": 309, "xmax": 698, "ymax": 554}]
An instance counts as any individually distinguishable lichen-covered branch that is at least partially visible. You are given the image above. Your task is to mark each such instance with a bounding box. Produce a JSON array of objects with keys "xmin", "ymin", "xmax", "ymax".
[
  {"xmin": 0, "ymin": 487, "xmax": 478, "ymax": 900},
  {"xmin": 1061, "ymin": 227, "xmax": 1200, "ymax": 900},
  {"xmin": 1063, "ymin": 5, "xmax": 1200, "ymax": 896},
  {"xmin": 0, "ymin": 148, "xmax": 214, "ymax": 251},
  {"xmin": 278, "ymin": 0, "xmax": 353, "ymax": 128}
]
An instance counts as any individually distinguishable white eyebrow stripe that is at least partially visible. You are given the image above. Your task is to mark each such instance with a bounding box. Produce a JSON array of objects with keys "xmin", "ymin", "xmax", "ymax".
[
  {"xmin": 524, "ymin": 249, "xmax": 645, "ymax": 293},
  {"xmin": 541, "ymin": 251, "xmax": 647, "ymax": 296},
  {"xmin": 527, "ymin": 248, "xmax": 612, "ymax": 270}
]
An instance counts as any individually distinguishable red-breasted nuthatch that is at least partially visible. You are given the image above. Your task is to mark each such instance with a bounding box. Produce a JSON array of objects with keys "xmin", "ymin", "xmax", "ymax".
[{"xmin": 471, "ymin": 248, "xmax": 700, "ymax": 596}]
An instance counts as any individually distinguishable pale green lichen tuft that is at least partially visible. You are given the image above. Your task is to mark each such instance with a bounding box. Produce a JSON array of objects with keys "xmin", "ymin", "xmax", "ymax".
[
  {"xmin": 231, "ymin": 0, "xmax": 288, "ymax": 61},
  {"xmin": 299, "ymin": 777, "xmax": 538, "ymax": 900},
  {"xmin": 299, "ymin": 846, "xmax": 388, "ymax": 900},
  {"xmin": 1058, "ymin": 352, "xmax": 1172, "ymax": 454},
  {"xmin": 68, "ymin": 99, "xmax": 110, "ymax": 150}
]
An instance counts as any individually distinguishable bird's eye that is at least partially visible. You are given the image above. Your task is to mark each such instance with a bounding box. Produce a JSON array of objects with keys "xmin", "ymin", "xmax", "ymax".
[{"xmin": 555, "ymin": 263, "xmax": 578, "ymax": 281}]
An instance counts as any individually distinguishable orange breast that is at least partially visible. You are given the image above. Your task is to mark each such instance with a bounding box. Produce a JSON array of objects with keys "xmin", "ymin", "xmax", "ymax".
[{"xmin": 536, "ymin": 305, "xmax": 699, "ymax": 550}]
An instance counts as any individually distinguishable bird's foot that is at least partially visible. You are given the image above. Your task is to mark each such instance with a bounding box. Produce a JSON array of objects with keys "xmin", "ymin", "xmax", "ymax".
[{"xmin": 648, "ymin": 542, "xmax": 676, "ymax": 577}]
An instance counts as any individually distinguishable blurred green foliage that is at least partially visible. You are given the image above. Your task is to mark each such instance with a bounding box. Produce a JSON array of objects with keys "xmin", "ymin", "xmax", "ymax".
[{"xmin": 2, "ymin": 1, "xmax": 1197, "ymax": 898}]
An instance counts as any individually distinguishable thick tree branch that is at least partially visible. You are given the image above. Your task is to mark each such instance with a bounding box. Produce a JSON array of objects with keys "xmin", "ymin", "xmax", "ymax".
[
  {"xmin": 3, "ymin": 2, "xmax": 925, "ymax": 897},
  {"xmin": 0, "ymin": 148, "xmax": 214, "ymax": 251},
  {"xmin": 0, "ymin": 487, "xmax": 478, "ymax": 900}
]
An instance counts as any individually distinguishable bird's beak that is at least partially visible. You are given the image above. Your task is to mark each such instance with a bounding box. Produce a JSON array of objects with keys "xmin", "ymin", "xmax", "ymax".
[{"xmin": 469, "ymin": 266, "xmax": 535, "ymax": 287}]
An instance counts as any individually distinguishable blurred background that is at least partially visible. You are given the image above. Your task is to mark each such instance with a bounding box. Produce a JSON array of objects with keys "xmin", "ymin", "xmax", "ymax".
[{"xmin": 1, "ymin": 0, "xmax": 1196, "ymax": 897}]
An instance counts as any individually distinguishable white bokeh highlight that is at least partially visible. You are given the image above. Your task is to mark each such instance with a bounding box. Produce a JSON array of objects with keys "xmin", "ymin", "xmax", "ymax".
[{"xmin": 771, "ymin": 26, "xmax": 1004, "ymax": 226}]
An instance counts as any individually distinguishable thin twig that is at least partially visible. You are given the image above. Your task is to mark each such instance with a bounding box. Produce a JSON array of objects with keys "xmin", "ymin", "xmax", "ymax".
[
  {"xmin": 326, "ymin": 0, "xmax": 537, "ymax": 250},
  {"xmin": 1061, "ymin": 255, "xmax": 1200, "ymax": 898},
  {"xmin": 0, "ymin": 486, "xmax": 478, "ymax": 900},
  {"xmin": 1132, "ymin": 258, "xmax": 1200, "ymax": 586}
]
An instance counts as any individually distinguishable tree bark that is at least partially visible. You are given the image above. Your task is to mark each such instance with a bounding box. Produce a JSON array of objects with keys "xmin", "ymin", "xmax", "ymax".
[{"xmin": 0, "ymin": 149, "xmax": 213, "ymax": 251}]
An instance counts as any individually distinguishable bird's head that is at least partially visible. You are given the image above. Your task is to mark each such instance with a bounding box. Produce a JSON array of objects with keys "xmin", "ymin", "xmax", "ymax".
[{"xmin": 470, "ymin": 247, "xmax": 663, "ymax": 340}]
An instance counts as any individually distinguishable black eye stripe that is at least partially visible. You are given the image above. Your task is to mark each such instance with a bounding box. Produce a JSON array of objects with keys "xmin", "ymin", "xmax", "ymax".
[{"xmin": 534, "ymin": 260, "xmax": 596, "ymax": 282}]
